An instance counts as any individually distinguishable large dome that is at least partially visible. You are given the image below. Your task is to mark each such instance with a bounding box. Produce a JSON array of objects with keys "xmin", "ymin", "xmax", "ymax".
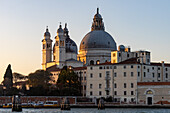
[{"xmin": 80, "ymin": 30, "xmax": 117, "ymax": 50}]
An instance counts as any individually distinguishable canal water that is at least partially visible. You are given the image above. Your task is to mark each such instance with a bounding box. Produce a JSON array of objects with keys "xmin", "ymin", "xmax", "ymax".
[{"xmin": 0, "ymin": 108, "xmax": 170, "ymax": 113}]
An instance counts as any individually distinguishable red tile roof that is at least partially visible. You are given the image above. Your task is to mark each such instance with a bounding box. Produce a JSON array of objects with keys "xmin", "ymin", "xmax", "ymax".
[
  {"xmin": 138, "ymin": 82, "xmax": 170, "ymax": 86},
  {"xmin": 46, "ymin": 65, "xmax": 87, "ymax": 72},
  {"xmin": 117, "ymin": 58, "xmax": 140, "ymax": 65},
  {"xmin": 150, "ymin": 62, "xmax": 170, "ymax": 67},
  {"xmin": 73, "ymin": 66, "xmax": 87, "ymax": 70}
]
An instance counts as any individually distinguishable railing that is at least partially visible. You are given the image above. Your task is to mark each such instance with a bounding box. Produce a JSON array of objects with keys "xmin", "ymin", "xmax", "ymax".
[{"xmin": 105, "ymin": 77, "xmax": 111, "ymax": 80}]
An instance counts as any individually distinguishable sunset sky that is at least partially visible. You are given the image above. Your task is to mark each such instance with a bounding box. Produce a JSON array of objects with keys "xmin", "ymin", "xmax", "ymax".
[{"xmin": 0, "ymin": 0, "xmax": 170, "ymax": 82}]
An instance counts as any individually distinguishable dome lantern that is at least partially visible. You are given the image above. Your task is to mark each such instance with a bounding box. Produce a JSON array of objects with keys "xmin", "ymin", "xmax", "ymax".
[
  {"xmin": 91, "ymin": 8, "xmax": 105, "ymax": 31},
  {"xmin": 57, "ymin": 23, "xmax": 64, "ymax": 34}
]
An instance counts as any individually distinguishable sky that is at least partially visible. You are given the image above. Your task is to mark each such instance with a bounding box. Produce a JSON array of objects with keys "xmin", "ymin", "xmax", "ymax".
[{"xmin": 0, "ymin": 0, "xmax": 170, "ymax": 82}]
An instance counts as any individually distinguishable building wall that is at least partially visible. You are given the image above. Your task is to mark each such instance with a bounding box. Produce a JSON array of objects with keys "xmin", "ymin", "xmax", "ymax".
[
  {"xmin": 86, "ymin": 65, "xmax": 113, "ymax": 98},
  {"xmin": 78, "ymin": 49, "xmax": 112, "ymax": 65},
  {"xmin": 66, "ymin": 52, "xmax": 77, "ymax": 60},
  {"xmin": 138, "ymin": 85, "xmax": 170, "ymax": 104},
  {"xmin": 113, "ymin": 64, "xmax": 138, "ymax": 103},
  {"xmin": 137, "ymin": 64, "xmax": 170, "ymax": 82}
]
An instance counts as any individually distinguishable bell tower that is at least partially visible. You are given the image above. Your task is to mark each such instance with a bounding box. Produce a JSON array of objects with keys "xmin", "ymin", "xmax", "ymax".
[
  {"xmin": 42, "ymin": 26, "xmax": 52, "ymax": 70},
  {"xmin": 54, "ymin": 24, "xmax": 66, "ymax": 68}
]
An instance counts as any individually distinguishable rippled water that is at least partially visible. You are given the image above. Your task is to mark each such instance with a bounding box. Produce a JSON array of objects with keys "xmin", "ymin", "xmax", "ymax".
[{"xmin": 0, "ymin": 108, "xmax": 170, "ymax": 113}]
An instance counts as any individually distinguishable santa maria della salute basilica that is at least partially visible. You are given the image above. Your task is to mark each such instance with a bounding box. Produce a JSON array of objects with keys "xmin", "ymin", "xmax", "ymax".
[
  {"xmin": 42, "ymin": 8, "xmax": 117, "ymax": 69},
  {"xmin": 42, "ymin": 8, "xmax": 170, "ymax": 104}
]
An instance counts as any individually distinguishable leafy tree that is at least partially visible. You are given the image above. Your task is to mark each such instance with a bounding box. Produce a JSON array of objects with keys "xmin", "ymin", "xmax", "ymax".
[
  {"xmin": 13, "ymin": 72, "xmax": 28, "ymax": 83},
  {"xmin": 28, "ymin": 70, "xmax": 53, "ymax": 90},
  {"xmin": 3, "ymin": 64, "xmax": 13, "ymax": 89},
  {"xmin": 57, "ymin": 66, "xmax": 81, "ymax": 96}
]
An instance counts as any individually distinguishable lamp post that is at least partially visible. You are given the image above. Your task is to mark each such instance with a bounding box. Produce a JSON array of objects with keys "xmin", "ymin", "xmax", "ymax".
[{"xmin": 3, "ymin": 86, "xmax": 6, "ymax": 96}]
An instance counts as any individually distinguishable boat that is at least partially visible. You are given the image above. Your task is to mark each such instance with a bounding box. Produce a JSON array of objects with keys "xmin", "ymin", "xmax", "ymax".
[
  {"xmin": 43, "ymin": 101, "xmax": 59, "ymax": 108},
  {"xmin": 3, "ymin": 103, "xmax": 12, "ymax": 108},
  {"xmin": 33, "ymin": 101, "xmax": 44, "ymax": 108}
]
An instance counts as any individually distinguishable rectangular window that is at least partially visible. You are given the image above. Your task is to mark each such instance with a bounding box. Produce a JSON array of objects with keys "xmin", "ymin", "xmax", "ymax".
[
  {"xmin": 158, "ymin": 67, "xmax": 160, "ymax": 70},
  {"xmin": 84, "ymin": 85, "xmax": 86, "ymax": 90},
  {"xmin": 114, "ymin": 91, "xmax": 117, "ymax": 95},
  {"xmin": 84, "ymin": 77, "xmax": 86, "ymax": 80},
  {"xmin": 114, "ymin": 83, "xmax": 117, "ymax": 88},
  {"xmin": 90, "ymin": 91, "xmax": 93, "ymax": 96},
  {"xmin": 166, "ymin": 73, "xmax": 168, "ymax": 78},
  {"xmin": 131, "ymin": 91, "xmax": 134, "ymax": 95},
  {"xmin": 99, "ymin": 73, "xmax": 102, "ymax": 78},
  {"xmin": 124, "ymin": 72, "xmax": 126, "ymax": 77},
  {"xmin": 114, "ymin": 73, "xmax": 117, "ymax": 77},
  {"xmin": 99, "ymin": 84, "xmax": 102, "ymax": 89},
  {"xmin": 138, "ymin": 72, "xmax": 140, "ymax": 77},
  {"xmin": 90, "ymin": 73, "xmax": 93, "ymax": 78},
  {"xmin": 124, "ymin": 66, "xmax": 126, "ymax": 69},
  {"xmin": 131, "ymin": 83, "xmax": 134, "ymax": 88},
  {"xmin": 166, "ymin": 68, "xmax": 168, "ymax": 71},
  {"xmin": 147, "ymin": 69, "xmax": 149, "ymax": 72},
  {"xmin": 114, "ymin": 66, "xmax": 117, "ymax": 69},
  {"xmin": 152, "ymin": 73, "xmax": 154, "ymax": 78},
  {"xmin": 152, "ymin": 67, "xmax": 154, "ymax": 70},
  {"xmin": 99, "ymin": 67, "xmax": 102, "ymax": 69},
  {"xmin": 124, "ymin": 91, "xmax": 127, "ymax": 95},
  {"xmin": 90, "ymin": 67, "xmax": 93, "ymax": 70},
  {"xmin": 131, "ymin": 65, "xmax": 133, "ymax": 68},
  {"xmin": 144, "ymin": 72, "xmax": 146, "ymax": 77},
  {"xmin": 90, "ymin": 84, "xmax": 93, "ymax": 89},
  {"xmin": 99, "ymin": 91, "xmax": 102, "ymax": 96},
  {"xmin": 119, "ymin": 53, "xmax": 121, "ymax": 57},
  {"xmin": 124, "ymin": 98, "xmax": 127, "ymax": 102},
  {"xmin": 124, "ymin": 83, "xmax": 126, "ymax": 88},
  {"xmin": 131, "ymin": 98, "xmax": 134, "ymax": 102},
  {"xmin": 144, "ymin": 66, "xmax": 146, "ymax": 69},
  {"xmin": 158, "ymin": 73, "xmax": 160, "ymax": 78},
  {"xmin": 131, "ymin": 72, "xmax": 133, "ymax": 77}
]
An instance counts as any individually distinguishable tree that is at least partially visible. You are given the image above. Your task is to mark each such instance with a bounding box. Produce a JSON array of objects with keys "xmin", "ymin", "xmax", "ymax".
[
  {"xmin": 13, "ymin": 72, "xmax": 28, "ymax": 83},
  {"xmin": 3, "ymin": 64, "xmax": 13, "ymax": 89},
  {"xmin": 28, "ymin": 70, "xmax": 53, "ymax": 88},
  {"xmin": 57, "ymin": 66, "xmax": 81, "ymax": 96}
]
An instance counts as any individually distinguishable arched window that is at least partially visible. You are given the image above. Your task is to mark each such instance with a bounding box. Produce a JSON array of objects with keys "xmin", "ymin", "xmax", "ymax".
[
  {"xmin": 146, "ymin": 90, "xmax": 153, "ymax": 94},
  {"xmin": 96, "ymin": 60, "xmax": 100, "ymax": 64},
  {"xmin": 90, "ymin": 60, "xmax": 94, "ymax": 65}
]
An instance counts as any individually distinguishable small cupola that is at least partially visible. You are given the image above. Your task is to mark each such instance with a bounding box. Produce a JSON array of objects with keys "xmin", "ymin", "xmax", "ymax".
[
  {"xmin": 64, "ymin": 23, "xmax": 69, "ymax": 37},
  {"xmin": 44, "ymin": 26, "xmax": 51, "ymax": 39},
  {"xmin": 57, "ymin": 23, "xmax": 64, "ymax": 35}
]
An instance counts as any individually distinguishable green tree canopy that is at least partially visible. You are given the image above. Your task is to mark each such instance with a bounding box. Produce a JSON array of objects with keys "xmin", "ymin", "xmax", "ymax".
[
  {"xmin": 3, "ymin": 64, "xmax": 13, "ymax": 89},
  {"xmin": 28, "ymin": 70, "xmax": 53, "ymax": 89},
  {"xmin": 57, "ymin": 66, "xmax": 81, "ymax": 96},
  {"xmin": 13, "ymin": 72, "xmax": 28, "ymax": 83}
]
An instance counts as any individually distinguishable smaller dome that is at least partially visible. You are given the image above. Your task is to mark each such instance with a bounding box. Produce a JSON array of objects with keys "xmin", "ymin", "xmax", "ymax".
[
  {"xmin": 57, "ymin": 24, "xmax": 64, "ymax": 33},
  {"xmin": 118, "ymin": 45, "xmax": 125, "ymax": 51},
  {"xmin": 66, "ymin": 38, "xmax": 77, "ymax": 54}
]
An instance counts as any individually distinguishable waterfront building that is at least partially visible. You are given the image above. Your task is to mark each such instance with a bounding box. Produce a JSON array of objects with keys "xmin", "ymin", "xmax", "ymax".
[{"xmin": 42, "ymin": 8, "xmax": 170, "ymax": 105}]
